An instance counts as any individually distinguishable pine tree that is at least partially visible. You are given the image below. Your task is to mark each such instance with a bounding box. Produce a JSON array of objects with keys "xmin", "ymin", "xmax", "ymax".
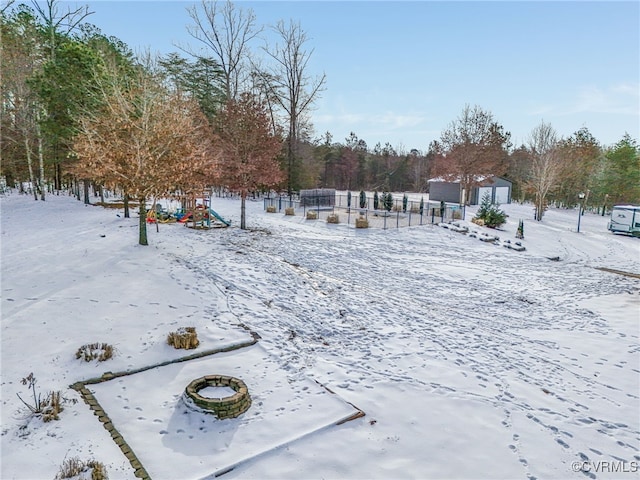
[
  {"xmin": 402, "ymin": 193, "xmax": 408, "ymax": 213},
  {"xmin": 359, "ymin": 190, "xmax": 366, "ymax": 209},
  {"xmin": 419, "ymin": 196, "xmax": 424, "ymax": 216},
  {"xmin": 476, "ymin": 192, "xmax": 492, "ymax": 220},
  {"xmin": 383, "ymin": 192, "xmax": 393, "ymax": 212},
  {"xmin": 373, "ymin": 191, "xmax": 379, "ymax": 210},
  {"xmin": 474, "ymin": 192, "xmax": 507, "ymax": 228}
]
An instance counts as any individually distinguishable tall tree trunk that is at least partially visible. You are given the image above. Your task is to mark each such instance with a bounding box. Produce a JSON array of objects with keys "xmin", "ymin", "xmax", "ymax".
[
  {"xmin": 55, "ymin": 162, "xmax": 61, "ymax": 192},
  {"xmin": 37, "ymin": 120, "xmax": 45, "ymax": 201},
  {"xmin": 240, "ymin": 192, "xmax": 247, "ymax": 230},
  {"xmin": 124, "ymin": 192, "xmax": 130, "ymax": 218},
  {"xmin": 535, "ymin": 193, "xmax": 545, "ymax": 221},
  {"xmin": 24, "ymin": 138, "xmax": 38, "ymax": 201},
  {"xmin": 99, "ymin": 185, "xmax": 104, "ymax": 203},
  {"xmin": 138, "ymin": 197, "xmax": 148, "ymax": 245},
  {"xmin": 152, "ymin": 198, "xmax": 159, "ymax": 233},
  {"xmin": 83, "ymin": 180, "xmax": 90, "ymax": 204},
  {"xmin": 287, "ymin": 136, "xmax": 294, "ymax": 197}
]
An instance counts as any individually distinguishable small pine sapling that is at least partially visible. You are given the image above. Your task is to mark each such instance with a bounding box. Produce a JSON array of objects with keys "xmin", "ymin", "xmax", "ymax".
[
  {"xmin": 383, "ymin": 192, "xmax": 393, "ymax": 212},
  {"xmin": 473, "ymin": 192, "xmax": 507, "ymax": 228},
  {"xmin": 359, "ymin": 190, "xmax": 366, "ymax": 209},
  {"xmin": 476, "ymin": 192, "xmax": 491, "ymax": 220},
  {"xmin": 347, "ymin": 191, "xmax": 352, "ymax": 208},
  {"xmin": 516, "ymin": 219, "xmax": 524, "ymax": 239},
  {"xmin": 419, "ymin": 196, "xmax": 424, "ymax": 216},
  {"xmin": 373, "ymin": 191, "xmax": 379, "ymax": 210},
  {"xmin": 402, "ymin": 194, "xmax": 408, "ymax": 213}
]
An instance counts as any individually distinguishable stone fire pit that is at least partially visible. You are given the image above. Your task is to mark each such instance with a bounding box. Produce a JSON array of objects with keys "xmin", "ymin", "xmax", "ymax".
[{"xmin": 184, "ymin": 375, "xmax": 251, "ymax": 419}]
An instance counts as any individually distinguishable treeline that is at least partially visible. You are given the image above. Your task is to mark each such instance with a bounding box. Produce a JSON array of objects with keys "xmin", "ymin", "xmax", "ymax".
[
  {"xmin": 2, "ymin": 0, "xmax": 638, "ymax": 231},
  {"xmin": 1, "ymin": 0, "xmax": 323, "ymax": 241},
  {"xmin": 305, "ymin": 112, "xmax": 639, "ymax": 221}
]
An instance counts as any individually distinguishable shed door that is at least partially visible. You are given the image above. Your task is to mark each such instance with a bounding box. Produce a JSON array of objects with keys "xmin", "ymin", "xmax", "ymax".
[
  {"xmin": 478, "ymin": 187, "xmax": 492, "ymax": 203},
  {"xmin": 495, "ymin": 186, "xmax": 510, "ymax": 204}
]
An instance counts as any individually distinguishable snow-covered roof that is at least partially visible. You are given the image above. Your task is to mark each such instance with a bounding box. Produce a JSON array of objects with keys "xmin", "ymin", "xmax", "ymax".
[
  {"xmin": 612, "ymin": 205, "xmax": 640, "ymax": 209},
  {"xmin": 428, "ymin": 175, "xmax": 497, "ymax": 183}
]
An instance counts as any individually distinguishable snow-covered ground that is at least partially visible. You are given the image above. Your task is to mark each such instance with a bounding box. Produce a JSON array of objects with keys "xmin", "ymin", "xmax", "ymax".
[{"xmin": 1, "ymin": 192, "xmax": 638, "ymax": 480}]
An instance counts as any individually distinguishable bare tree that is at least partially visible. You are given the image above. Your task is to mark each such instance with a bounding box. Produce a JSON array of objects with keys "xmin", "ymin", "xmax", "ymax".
[
  {"xmin": 185, "ymin": 0, "xmax": 261, "ymax": 101},
  {"xmin": 526, "ymin": 121, "xmax": 561, "ymax": 221},
  {"xmin": 262, "ymin": 19, "xmax": 326, "ymax": 196},
  {"xmin": 32, "ymin": 0, "xmax": 93, "ymax": 60}
]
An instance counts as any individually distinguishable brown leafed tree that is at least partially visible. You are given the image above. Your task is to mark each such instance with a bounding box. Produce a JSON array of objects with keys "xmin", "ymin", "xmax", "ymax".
[
  {"xmin": 213, "ymin": 92, "xmax": 284, "ymax": 229},
  {"xmin": 432, "ymin": 104, "xmax": 511, "ymax": 204},
  {"xmin": 72, "ymin": 66, "xmax": 217, "ymax": 245},
  {"xmin": 555, "ymin": 127, "xmax": 601, "ymax": 207},
  {"xmin": 506, "ymin": 145, "xmax": 533, "ymax": 203}
]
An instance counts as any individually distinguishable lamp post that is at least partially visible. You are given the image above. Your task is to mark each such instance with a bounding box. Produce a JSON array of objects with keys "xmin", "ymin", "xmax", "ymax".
[{"xmin": 577, "ymin": 192, "xmax": 585, "ymax": 232}]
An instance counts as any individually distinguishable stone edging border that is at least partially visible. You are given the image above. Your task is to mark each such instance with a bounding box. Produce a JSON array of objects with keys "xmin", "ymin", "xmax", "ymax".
[
  {"xmin": 68, "ymin": 324, "xmax": 367, "ymax": 479},
  {"xmin": 69, "ymin": 335, "xmax": 259, "ymax": 480},
  {"xmin": 595, "ymin": 267, "xmax": 640, "ymax": 279}
]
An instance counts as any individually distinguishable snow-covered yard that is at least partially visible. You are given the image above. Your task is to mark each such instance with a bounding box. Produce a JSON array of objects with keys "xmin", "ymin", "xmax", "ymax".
[{"xmin": 1, "ymin": 192, "xmax": 638, "ymax": 479}]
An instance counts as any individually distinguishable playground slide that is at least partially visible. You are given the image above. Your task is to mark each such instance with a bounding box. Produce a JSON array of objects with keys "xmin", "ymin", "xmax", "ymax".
[{"xmin": 209, "ymin": 208, "xmax": 231, "ymax": 226}]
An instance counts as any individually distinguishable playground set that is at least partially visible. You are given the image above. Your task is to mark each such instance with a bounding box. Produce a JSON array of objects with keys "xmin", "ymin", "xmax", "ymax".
[{"xmin": 146, "ymin": 191, "xmax": 231, "ymax": 229}]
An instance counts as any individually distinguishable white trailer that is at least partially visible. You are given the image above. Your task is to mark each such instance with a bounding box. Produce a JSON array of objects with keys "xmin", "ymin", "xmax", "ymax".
[{"xmin": 608, "ymin": 205, "xmax": 640, "ymax": 237}]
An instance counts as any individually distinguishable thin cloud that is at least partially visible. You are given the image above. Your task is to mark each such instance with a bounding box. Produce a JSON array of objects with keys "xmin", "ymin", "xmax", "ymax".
[
  {"xmin": 530, "ymin": 83, "xmax": 639, "ymax": 117},
  {"xmin": 315, "ymin": 112, "xmax": 427, "ymax": 131}
]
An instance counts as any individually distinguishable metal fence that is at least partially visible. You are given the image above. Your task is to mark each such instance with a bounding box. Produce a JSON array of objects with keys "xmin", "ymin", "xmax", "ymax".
[{"xmin": 263, "ymin": 194, "xmax": 465, "ymax": 229}]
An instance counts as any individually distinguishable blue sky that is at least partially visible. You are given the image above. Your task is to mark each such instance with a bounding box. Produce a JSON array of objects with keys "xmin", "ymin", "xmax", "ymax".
[{"xmin": 76, "ymin": 1, "xmax": 638, "ymax": 151}]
